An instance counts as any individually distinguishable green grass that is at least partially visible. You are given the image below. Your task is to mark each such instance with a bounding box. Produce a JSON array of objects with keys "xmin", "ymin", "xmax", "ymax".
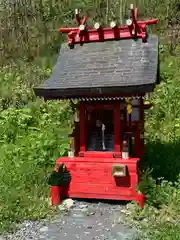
[
  {"xmin": 122, "ymin": 53, "xmax": 180, "ymax": 239},
  {"xmin": 0, "ymin": 0, "xmax": 180, "ymax": 237},
  {"xmin": 0, "ymin": 46, "xmax": 73, "ymax": 232},
  {"xmin": 0, "ymin": 56, "xmax": 56, "ymax": 109},
  {"xmin": 1, "ymin": 53, "xmax": 180, "ymax": 238},
  {"xmin": 0, "ymin": 97, "xmax": 72, "ymax": 232},
  {"xmin": 0, "ymin": 57, "xmax": 70, "ymax": 232}
]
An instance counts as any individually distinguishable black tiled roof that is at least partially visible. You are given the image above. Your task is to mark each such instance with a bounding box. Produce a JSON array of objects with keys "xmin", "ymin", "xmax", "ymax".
[{"xmin": 34, "ymin": 35, "xmax": 159, "ymax": 99}]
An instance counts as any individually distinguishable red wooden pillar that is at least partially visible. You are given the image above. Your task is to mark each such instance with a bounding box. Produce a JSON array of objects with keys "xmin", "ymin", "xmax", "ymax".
[
  {"xmin": 79, "ymin": 103, "xmax": 86, "ymax": 152},
  {"xmin": 114, "ymin": 103, "xmax": 121, "ymax": 152},
  {"xmin": 50, "ymin": 186, "xmax": 61, "ymax": 205},
  {"xmin": 74, "ymin": 122, "xmax": 79, "ymax": 156}
]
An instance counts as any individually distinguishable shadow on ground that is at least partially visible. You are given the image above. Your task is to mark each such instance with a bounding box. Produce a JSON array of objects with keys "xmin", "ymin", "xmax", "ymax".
[{"xmin": 71, "ymin": 198, "xmax": 130, "ymax": 206}]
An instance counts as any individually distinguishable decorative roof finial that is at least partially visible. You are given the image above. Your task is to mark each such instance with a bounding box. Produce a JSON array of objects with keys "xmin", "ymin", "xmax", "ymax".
[{"xmin": 60, "ymin": 4, "xmax": 158, "ymax": 48}]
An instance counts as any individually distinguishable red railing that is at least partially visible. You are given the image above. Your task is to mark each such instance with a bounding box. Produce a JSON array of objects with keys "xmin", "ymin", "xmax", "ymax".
[{"xmin": 59, "ymin": 4, "xmax": 158, "ymax": 48}]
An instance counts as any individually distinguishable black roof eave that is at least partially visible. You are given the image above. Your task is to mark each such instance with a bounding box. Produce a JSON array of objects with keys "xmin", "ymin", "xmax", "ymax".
[{"xmin": 34, "ymin": 83, "xmax": 155, "ymax": 100}]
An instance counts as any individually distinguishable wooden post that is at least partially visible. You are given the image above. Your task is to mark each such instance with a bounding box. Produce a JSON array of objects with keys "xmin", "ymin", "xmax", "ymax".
[
  {"xmin": 79, "ymin": 103, "xmax": 86, "ymax": 152},
  {"xmin": 50, "ymin": 186, "xmax": 61, "ymax": 206},
  {"xmin": 114, "ymin": 104, "xmax": 121, "ymax": 152}
]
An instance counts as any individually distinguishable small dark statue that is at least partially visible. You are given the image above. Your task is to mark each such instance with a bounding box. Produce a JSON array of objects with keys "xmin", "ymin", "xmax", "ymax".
[
  {"xmin": 47, "ymin": 163, "xmax": 71, "ymax": 205},
  {"xmin": 47, "ymin": 163, "xmax": 71, "ymax": 187}
]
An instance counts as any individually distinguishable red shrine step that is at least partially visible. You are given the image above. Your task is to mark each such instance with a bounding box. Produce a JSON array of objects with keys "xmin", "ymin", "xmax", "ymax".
[{"xmin": 55, "ymin": 156, "xmax": 144, "ymax": 207}]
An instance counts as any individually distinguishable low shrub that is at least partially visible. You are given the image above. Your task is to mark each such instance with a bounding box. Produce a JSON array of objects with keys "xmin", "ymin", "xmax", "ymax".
[{"xmin": 0, "ymin": 100, "xmax": 71, "ymax": 231}]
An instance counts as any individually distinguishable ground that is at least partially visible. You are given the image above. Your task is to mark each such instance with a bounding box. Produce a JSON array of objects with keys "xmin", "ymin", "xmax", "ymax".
[{"xmin": 2, "ymin": 200, "xmax": 136, "ymax": 240}]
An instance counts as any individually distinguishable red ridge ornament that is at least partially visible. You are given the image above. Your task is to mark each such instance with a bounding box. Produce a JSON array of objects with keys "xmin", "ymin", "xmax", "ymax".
[{"xmin": 59, "ymin": 5, "xmax": 158, "ymax": 48}]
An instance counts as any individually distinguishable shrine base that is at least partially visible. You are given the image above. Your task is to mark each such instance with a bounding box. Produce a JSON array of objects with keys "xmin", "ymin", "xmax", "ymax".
[{"xmin": 52, "ymin": 156, "xmax": 144, "ymax": 208}]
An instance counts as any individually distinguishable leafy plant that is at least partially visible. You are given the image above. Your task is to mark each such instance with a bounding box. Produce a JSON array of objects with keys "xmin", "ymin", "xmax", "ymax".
[
  {"xmin": 0, "ymin": 0, "xmax": 180, "ymax": 238},
  {"xmin": 124, "ymin": 53, "xmax": 180, "ymax": 239},
  {"xmin": 47, "ymin": 164, "xmax": 71, "ymax": 186},
  {"xmin": 0, "ymin": 100, "xmax": 71, "ymax": 232}
]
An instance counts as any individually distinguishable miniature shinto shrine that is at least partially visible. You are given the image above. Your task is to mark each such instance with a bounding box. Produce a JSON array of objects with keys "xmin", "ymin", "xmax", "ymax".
[{"xmin": 34, "ymin": 4, "xmax": 159, "ymax": 208}]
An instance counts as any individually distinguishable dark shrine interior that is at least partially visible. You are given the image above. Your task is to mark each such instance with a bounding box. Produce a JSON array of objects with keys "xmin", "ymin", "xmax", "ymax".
[
  {"xmin": 78, "ymin": 101, "xmax": 140, "ymax": 155},
  {"xmin": 86, "ymin": 109, "xmax": 114, "ymax": 152}
]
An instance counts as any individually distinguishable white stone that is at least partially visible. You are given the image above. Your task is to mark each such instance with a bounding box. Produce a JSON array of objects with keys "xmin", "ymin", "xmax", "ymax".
[
  {"xmin": 63, "ymin": 198, "xmax": 74, "ymax": 209},
  {"xmin": 79, "ymin": 204, "xmax": 88, "ymax": 209},
  {"xmin": 39, "ymin": 226, "xmax": 49, "ymax": 232}
]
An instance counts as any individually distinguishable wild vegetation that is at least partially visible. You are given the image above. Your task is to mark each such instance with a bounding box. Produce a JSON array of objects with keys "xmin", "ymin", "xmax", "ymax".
[{"xmin": 0, "ymin": 0, "xmax": 180, "ymax": 239}]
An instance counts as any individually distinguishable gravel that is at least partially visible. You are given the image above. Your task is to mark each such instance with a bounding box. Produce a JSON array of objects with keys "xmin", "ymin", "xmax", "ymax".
[{"xmin": 1, "ymin": 200, "xmax": 137, "ymax": 240}]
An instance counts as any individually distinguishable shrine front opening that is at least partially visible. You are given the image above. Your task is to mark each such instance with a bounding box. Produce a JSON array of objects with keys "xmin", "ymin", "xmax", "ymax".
[{"xmin": 74, "ymin": 100, "xmax": 145, "ymax": 159}]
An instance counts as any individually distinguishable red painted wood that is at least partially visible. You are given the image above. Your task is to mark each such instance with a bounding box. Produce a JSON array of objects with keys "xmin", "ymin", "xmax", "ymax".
[
  {"xmin": 57, "ymin": 156, "xmax": 139, "ymax": 164},
  {"xmin": 50, "ymin": 6, "xmax": 153, "ymax": 209},
  {"xmin": 59, "ymin": 6, "xmax": 158, "ymax": 48},
  {"xmin": 137, "ymin": 194, "xmax": 145, "ymax": 208},
  {"xmin": 114, "ymin": 104, "xmax": 120, "ymax": 152},
  {"xmin": 68, "ymin": 183, "xmax": 132, "ymax": 196},
  {"xmin": 69, "ymin": 192, "xmax": 144, "ymax": 204},
  {"xmin": 50, "ymin": 186, "xmax": 61, "ymax": 206},
  {"xmin": 80, "ymin": 103, "xmax": 86, "ymax": 152},
  {"xmin": 74, "ymin": 15, "xmax": 88, "ymax": 43},
  {"xmin": 80, "ymin": 152, "xmax": 118, "ymax": 158},
  {"xmin": 74, "ymin": 122, "xmax": 79, "ymax": 156},
  {"xmin": 85, "ymin": 103, "xmax": 117, "ymax": 110},
  {"xmin": 51, "ymin": 99, "xmax": 146, "ymax": 208},
  {"xmin": 55, "ymin": 156, "xmax": 144, "ymax": 207},
  {"xmin": 82, "ymin": 102, "xmax": 121, "ymax": 155},
  {"xmin": 60, "ymin": 20, "xmax": 157, "ymax": 34}
]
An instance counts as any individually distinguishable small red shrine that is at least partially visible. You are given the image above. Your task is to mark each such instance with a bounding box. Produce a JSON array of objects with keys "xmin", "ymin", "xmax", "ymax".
[{"xmin": 34, "ymin": 5, "xmax": 159, "ymax": 208}]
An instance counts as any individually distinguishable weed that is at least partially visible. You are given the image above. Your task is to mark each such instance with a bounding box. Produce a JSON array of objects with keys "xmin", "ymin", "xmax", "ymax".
[{"xmin": 0, "ymin": 1, "xmax": 180, "ymax": 238}]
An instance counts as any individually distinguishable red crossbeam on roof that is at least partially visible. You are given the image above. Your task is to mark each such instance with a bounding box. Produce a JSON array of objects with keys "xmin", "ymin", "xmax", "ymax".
[{"xmin": 59, "ymin": 4, "xmax": 158, "ymax": 48}]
